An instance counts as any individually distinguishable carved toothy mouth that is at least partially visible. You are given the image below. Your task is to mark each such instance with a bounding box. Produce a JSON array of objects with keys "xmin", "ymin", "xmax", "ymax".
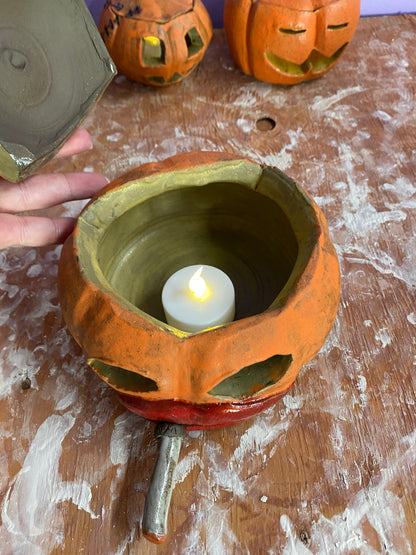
[{"xmin": 265, "ymin": 43, "xmax": 347, "ymax": 75}]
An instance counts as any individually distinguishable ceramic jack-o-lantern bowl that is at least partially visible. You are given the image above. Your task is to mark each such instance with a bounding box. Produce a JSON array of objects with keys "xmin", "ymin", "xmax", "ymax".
[
  {"xmin": 224, "ymin": 0, "xmax": 360, "ymax": 85},
  {"xmin": 98, "ymin": 0, "xmax": 212, "ymax": 86},
  {"xmin": 58, "ymin": 152, "xmax": 340, "ymax": 542}
]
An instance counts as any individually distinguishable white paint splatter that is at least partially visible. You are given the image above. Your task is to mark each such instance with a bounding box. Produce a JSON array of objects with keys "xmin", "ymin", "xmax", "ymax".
[
  {"xmin": 174, "ymin": 127, "xmax": 188, "ymax": 138},
  {"xmin": 281, "ymin": 515, "xmax": 313, "ymax": 554},
  {"xmin": 374, "ymin": 328, "xmax": 392, "ymax": 349},
  {"xmin": 280, "ymin": 429, "xmax": 416, "ymax": 554},
  {"xmin": 230, "ymin": 87, "xmax": 260, "ymax": 108},
  {"xmin": 356, "ymin": 375, "xmax": 367, "ymax": 394},
  {"xmin": 0, "ymin": 414, "xmax": 98, "ymax": 554},
  {"xmin": 266, "ymin": 127, "xmax": 305, "ymax": 171},
  {"xmin": 26, "ymin": 264, "xmax": 42, "ymax": 278},
  {"xmin": 236, "ymin": 118, "xmax": 254, "ymax": 133},
  {"xmin": 311, "ymin": 86, "xmax": 363, "ymax": 112},
  {"xmin": 407, "ymin": 313, "xmax": 416, "ymax": 326},
  {"xmin": 329, "ymin": 421, "xmax": 345, "ymax": 459},
  {"xmin": 381, "ymin": 177, "xmax": 416, "ymax": 204},
  {"xmin": 110, "ymin": 411, "xmax": 148, "ymax": 466},
  {"xmin": 373, "ymin": 109, "xmax": 392, "ymax": 122},
  {"xmin": 356, "ymin": 375, "xmax": 368, "ymax": 410},
  {"xmin": 0, "ymin": 347, "xmax": 39, "ymax": 397},
  {"xmin": 106, "ymin": 132, "xmax": 123, "ymax": 142},
  {"xmin": 55, "ymin": 389, "xmax": 78, "ymax": 412},
  {"xmin": 174, "ymin": 449, "xmax": 203, "ymax": 485},
  {"xmin": 283, "ymin": 393, "xmax": 303, "ymax": 411},
  {"xmin": 233, "ymin": 410, "xmax": 290, "ymax": 463}
]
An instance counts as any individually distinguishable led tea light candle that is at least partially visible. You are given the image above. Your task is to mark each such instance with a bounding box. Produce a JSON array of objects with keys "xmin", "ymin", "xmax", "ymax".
[{"xmin": 162, "ymin": 265, "xmax": 235, "ymax": 333}]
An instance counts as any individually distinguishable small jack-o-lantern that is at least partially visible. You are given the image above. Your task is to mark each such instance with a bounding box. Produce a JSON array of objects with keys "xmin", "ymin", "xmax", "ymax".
[
  {"xmin": 98, "ymin": 0, "xmax": 212, "ymax": 86},
  {"xmin": 58, "ymin": 152, "xmax": 340, "ymax": 430},
  {"xmin": 224, "ymin": 0, "xmax": 360, "ymax": 85}
]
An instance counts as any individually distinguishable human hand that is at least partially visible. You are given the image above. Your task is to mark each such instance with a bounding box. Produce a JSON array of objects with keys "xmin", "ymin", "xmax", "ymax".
[{"xmin": 0, "ymin": 128, "xmax": 108, "ymax": 249}]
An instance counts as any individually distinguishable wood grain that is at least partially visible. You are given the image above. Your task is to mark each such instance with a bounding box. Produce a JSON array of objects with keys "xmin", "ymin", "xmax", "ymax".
[{"xmin": 0, "ymin": 16, "xmax": 415, "ymax": 554}]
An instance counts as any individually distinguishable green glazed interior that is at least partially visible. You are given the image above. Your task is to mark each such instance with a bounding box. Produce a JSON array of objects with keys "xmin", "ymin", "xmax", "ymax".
[{"xmin": 77, "ymin": 159, "xmax": 319, "ymax": 328}]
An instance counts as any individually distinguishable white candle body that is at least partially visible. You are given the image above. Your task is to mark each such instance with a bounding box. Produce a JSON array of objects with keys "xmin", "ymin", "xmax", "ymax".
[{"xmin": 162, "ymin": 265, "xmax": 235, "ymax": 333}]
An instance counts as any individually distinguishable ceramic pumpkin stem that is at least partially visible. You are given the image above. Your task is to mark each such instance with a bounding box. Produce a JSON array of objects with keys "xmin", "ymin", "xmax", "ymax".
[{"xmin": 142, "ymin": 422, "xmax": 187, "ymax": 544}]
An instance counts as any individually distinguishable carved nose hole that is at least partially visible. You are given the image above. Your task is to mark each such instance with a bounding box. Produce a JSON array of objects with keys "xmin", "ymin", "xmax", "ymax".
[{"xmin": 256, "ymin": 117, "xmax": 276, "ymax": 131}]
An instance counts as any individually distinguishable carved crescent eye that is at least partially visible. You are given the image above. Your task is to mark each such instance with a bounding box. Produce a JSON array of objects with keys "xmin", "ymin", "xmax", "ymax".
[
  {"xmin": 89, "ymin": 359, "xmax": 158, "ymax": 393},
  {"xmin": 208, "ymin": 354, "xmax": 293, "ymax": 400},
  {"xmin": 279, "ymin": 28, "xmax": 306, "ymax": 35},
  {"xmin": 328, "ymin": 23, "xmax": 349, "ymax": 30}
]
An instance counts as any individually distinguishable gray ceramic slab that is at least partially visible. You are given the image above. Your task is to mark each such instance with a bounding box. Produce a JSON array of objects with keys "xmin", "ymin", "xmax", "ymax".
[{"xmin": 0, "ymin": 0, "xmax": 116, "ymax": 182}]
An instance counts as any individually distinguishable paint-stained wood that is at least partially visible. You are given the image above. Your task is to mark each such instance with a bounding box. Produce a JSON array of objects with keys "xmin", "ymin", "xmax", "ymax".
[{"xmin": 0, "ymin": 16, "xmax": 415, "ymax": 554}]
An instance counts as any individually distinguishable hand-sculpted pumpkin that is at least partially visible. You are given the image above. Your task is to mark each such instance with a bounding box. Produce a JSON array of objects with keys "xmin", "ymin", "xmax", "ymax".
[
  {"xmin": 224, "ymin": 0, "xmax": 360, "ymax": 85},
  {"xmin": 98, "ymin": 0, "xmax": 212, "ymax": 86},
  {"xmin": 58, "ymin": 152, "xmax": 340, "ymax": 430}
]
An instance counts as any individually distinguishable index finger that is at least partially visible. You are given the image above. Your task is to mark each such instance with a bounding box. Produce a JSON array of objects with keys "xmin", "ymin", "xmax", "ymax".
[
  {"xmin": 55, "ymin": 128, "xmax": 93, "ymax": 158},
  {"xmin": 0, "ymin": 213, "xmax": 76, "ymax": 249}
]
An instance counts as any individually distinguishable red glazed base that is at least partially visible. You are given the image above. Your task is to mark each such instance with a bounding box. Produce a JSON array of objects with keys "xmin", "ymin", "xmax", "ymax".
[{"xmin": 118, "ymin": 385, "xmax": 294, "ymax": 430}]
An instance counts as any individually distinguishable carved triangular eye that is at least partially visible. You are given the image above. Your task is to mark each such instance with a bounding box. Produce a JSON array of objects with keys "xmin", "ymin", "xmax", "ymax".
[
  {"xmin": 142, "ymin": 36, "xmax": 166, "ymax": 66},
  {"xmin": 89, "ymin": 359, "xmax": 158, "ymax": 393},
  {"xmin": 185, "ymin": 27, "xmax": 204, "ymax": 57},
  {"xmin": 208, "ymin": 354, "xmax": 293, "ymax": 400}
]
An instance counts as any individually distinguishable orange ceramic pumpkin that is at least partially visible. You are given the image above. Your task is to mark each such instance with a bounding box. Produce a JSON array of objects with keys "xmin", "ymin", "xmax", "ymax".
[
  {"xmin": 58, "ymin": 152, "xmax": 340, "ymax": 430},
  {"xmin": 98, "ymin": 0, "xmax": 212, "ymax": 85},
  {"xmin": 224, "ymin": 0, "xmax": 360, "ymax": 85}
]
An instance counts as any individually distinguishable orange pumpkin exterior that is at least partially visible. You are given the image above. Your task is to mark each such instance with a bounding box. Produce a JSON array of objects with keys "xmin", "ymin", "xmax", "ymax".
[
  {"xmin": 58, "ymin": 152, "xmax": 341, "ymax": 429},
  {"xmin": 98, "ymin": 0, "xmax": 212, "ymax": 85},
  {"xmin": 224, "ymin": 0, "xmax": 360, "ymax": 85}
]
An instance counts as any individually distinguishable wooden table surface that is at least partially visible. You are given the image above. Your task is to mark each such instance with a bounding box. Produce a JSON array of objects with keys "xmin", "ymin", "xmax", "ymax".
[{"xmin": 0, "ymin": 15, "xmax": 415, "ymax": 554}]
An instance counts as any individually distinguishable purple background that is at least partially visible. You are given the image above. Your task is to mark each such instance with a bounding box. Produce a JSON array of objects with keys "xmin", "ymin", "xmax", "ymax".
[{"xmin": 86, "ymin": 0, "xmax": 416, "ymax": 28}]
